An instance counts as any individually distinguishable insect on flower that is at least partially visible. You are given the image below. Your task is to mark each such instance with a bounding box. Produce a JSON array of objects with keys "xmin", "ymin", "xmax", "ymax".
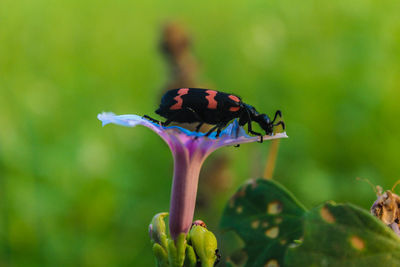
[
  {"xmin": 144, "ymin": 88, "xmax": 285, "ymax": 142},
  {"xmin": 98, "ymin": 112, "xmax": 287, "ymax": 240}
]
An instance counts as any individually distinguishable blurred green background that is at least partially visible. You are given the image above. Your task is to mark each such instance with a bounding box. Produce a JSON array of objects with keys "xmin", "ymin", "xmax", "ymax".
[{"xmin": 1, "ymin": 0, "xmax": 400, "ymax": 265}]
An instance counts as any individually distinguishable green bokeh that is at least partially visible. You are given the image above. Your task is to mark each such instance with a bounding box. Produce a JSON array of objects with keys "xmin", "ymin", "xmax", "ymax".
[{"xmin": 1, "ymin": 0, "xmax": 400, "ymax": 265}]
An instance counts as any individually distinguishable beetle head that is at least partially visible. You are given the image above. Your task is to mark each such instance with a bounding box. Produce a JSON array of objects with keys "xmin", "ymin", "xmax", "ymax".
[
  {"xmin": 241, "ymin": 105, "xmax": 285, "ymax": 136},
  {"xmin": 255, "ymin": 114, "xmax": 273, "ymax": 135},
  {"xmin": 255, "ymin": 110, "xmax": 285, "ymax": 136}
]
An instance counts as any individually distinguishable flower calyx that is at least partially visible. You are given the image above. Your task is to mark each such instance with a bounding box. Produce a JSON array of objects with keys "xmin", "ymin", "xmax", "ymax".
[
  {"xmin": 187, "ymin": 222, "xmax": 219, "ymax": 267},
  {"xmin": 149, "ymin": 213, "xmax": 219, "ymax": 267}
]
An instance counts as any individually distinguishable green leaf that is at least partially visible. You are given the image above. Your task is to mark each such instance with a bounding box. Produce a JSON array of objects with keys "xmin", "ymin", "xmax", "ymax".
[
  {"xmin": 220, "ymin": 179, "xmax": 307, "ymax": 267},
  {"xmin": 285, "ymin": 201, "xmax": 400, "ymax": 267},
  {"xmin": 221, "ymin": 179, "xmax": 400, "ymax": 266}
]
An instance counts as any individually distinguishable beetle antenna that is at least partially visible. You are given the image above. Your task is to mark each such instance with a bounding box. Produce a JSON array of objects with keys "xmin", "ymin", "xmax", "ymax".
[
  {"xmin": 273, "ymin": 121, "xmax": 285, "ymax": 130},
  {"xmin": 271, "ymin": 110, "xmax": 282, "ymax": 124},
  {"xmin": 356, "ymin": 177, "xmax": 378, "ymax": 195},
  {"xmin": 391, "ymin": 179, "xmax": 400, "ymax": 193}
]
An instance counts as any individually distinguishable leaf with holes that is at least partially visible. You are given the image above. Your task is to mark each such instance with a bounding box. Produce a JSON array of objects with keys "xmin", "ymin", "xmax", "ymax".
[
  {"xmin": 285, "ymin": 201, "xmax": 400, "ymax": 267},
  {"xmin": 220, "ymin": 178, "xmax": 307, "ymax": 267}
]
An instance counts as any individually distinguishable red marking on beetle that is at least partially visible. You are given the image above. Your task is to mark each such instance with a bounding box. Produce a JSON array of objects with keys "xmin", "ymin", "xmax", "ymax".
[
  {"xmin": 228, "ymin": 95, "xmax": 240, "ymax": 103},
  {"xmin": 170, "ymin": 88, "xmax": 189, "ymax": 110},
  {"xmin": 228, "ymin": 95, "xmax": 240, "ymax": 112},
  {"xmin": 205, "ymin": 90, "xmax": 218, "ymax": 109}
]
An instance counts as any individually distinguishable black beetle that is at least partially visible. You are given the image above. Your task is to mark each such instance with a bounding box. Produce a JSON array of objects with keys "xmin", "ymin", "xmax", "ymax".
[{"xmin": 144, "ymin": 88, "xmax": 284, "ymax": 142}]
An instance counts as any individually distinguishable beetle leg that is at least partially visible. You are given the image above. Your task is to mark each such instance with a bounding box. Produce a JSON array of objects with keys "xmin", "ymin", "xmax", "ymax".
[
  {"xmin": 183, "ymin": 107, "xmax": 205, "ymax": 132},
  {"xmin": 143, "ymin": 115, "xmax": 162, "ymax": 125},
  {"xmin": 249, "ymin": 130, "xmax": 263, "ymax": 143},
  {"xmin": 162, "ymin": 118, "xmax": 173, "ymax": 126},
  {"xmin": 195, "ymin": 122, "xmax": 204, "ymax": 132},
  {"xmin": 247, "ymin": 121, "xmax": 263, "ymax": 143},
  {"xmin": 205, "ymin": 123, "xmax": 226, "ymax": 138},
  {"xmin": 173, "ymin": 107, "xmax": 205, "ymax": 135},
  {"xmin": 216, "ymin": 128, "xmax": 222, "ymax": 137},
  {"xmin": 215, "ymin": 124, "xmax": 226, "ymax": 138},
  {"xmin": 243, "ymin": 107, "xmax": 263, "ymax": 142},
  {"xmin": 204, "ymin": 125, "xmax": 219, "ymax": 137}
]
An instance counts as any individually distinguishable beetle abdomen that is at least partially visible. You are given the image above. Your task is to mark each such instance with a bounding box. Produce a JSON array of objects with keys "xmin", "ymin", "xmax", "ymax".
[{"xmin": 156, "ymin": 88, "xmax": 242, "ymax": 125}]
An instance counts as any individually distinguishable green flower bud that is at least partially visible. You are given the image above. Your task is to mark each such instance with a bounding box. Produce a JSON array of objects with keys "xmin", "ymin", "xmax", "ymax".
[
  {"xmin": 149, "ymin": 212, "xmax": 169, "ymax": 249},
  {"xmin": 188, "ymin": 225, "xmax": 218, "ymax": 267}
]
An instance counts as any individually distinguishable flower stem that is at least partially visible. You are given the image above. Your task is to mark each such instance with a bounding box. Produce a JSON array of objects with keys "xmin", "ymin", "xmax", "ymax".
[{"xmin": 263, "ymin": 139, "xmax": 280, "ymax": 179}]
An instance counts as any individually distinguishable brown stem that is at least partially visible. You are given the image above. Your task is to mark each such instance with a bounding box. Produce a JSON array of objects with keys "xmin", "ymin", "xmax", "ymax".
[{"xmin": 263, "ymin": 139, "xmax": 280, "ymax": 179}]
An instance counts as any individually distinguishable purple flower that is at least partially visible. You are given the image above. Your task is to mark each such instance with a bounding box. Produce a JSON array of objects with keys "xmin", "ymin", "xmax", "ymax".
[{"xmin": 98, "ymin": 112, "xmax": 288, "ymax": 240}]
